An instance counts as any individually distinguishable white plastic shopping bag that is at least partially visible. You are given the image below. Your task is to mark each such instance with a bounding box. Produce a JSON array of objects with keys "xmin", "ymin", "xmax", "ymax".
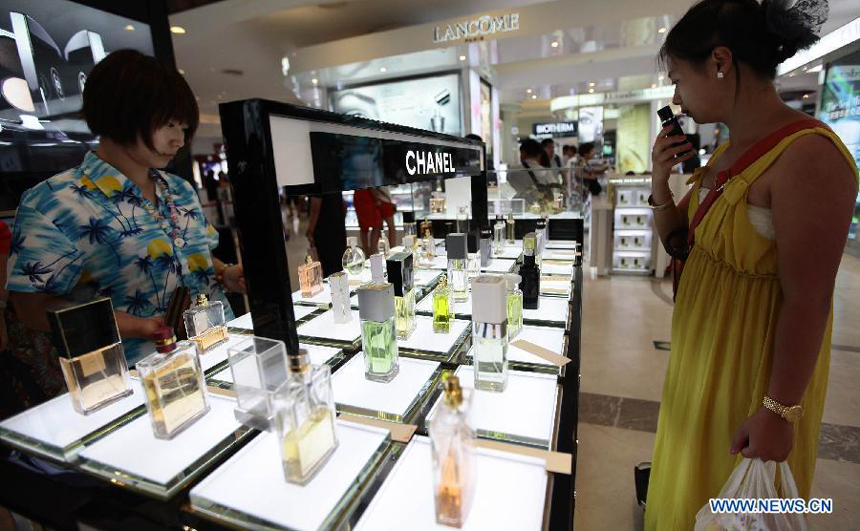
[{"xmin": 694, "ymin": 458, "xmax": 808, "ymax": 531}]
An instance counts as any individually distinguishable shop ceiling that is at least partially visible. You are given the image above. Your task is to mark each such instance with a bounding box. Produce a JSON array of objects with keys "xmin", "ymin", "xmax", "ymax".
[{"xmin": 171, "ymin": 0, "xmax": 860, "ymax": 137}]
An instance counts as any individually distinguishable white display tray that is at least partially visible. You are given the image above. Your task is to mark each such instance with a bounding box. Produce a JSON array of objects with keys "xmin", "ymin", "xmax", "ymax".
[
  {"xmin": 0, "ymin": 380, "xmax": 145, "ymax": 462},
  {"xmin": 355, "ymin": 436, "xmax": 548, "ymax": 530},
  {"xmin": 523, "ymin": 297, "xmax": 570, "ymax": 326},
  {"xmin": 542, "ymin": 248, "xmax": 580, "ymax": 261},
  {"xmin": 539, "ymin": 279, "xmax": 572, "ymax": 298},
  {"xmin": 416, "ymin": 289, "xmax": 472, "ymax": 316},
  {"xmin": 292, "ymin": 284, "xmax": 335, "ymax": 307},
  {"xmin": 190, "ymin": 421, "xmax": 390, "ymax": 531},
  {"xmin": 415, "ymin": 269, "xmax": 443, "ymax": 287},
  {"xmin": 208, "ymin": 344, "xmax": 342, "ymax": 385},
  {"xmin": 332, "ymin": 355, "xmax": 441, "ymax": 422},
  {"xmin": 423, "ymin": 255, "xmax": 450, "ymax": 270},
  {"xmin": 398, "ymin": 316, "xmax": 470, "ymax": 357},
  {"xmin": 228, "ymin": 307, "xmax": 317, "ymax": 331},
  {"xmin": 297, "ymin": 309, "xmax": 362, "ymax": 344},
  {"xmin": 492, "ymin": 246, "xmax": 522, "ymax": 260},
  {"xmin": 199, "ymin": 333, "xmax": 254, "ymax": 374},
  {"xmin": 480, "ymin": 260, "xmax": 515, "ymax": 274},
  {"xmin": 76, "ymin": 393, "xmax": 250, "ymax": 499},
  {"xmin": 540, "ymin": 262, "xmax": 574, "ymax": 276},
  {"xmin": 545, "ymin": 240, "xmax": 578, "ymax": 250},
  {"xmin": 496, "ymin": 325, "xmax": 566, "ymax": 368},
  {"xmin": 427, "ymin": 366, "xmax": 559, "ymax": 448}
]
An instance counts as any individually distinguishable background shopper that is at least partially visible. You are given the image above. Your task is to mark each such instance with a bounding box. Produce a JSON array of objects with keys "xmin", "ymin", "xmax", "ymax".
[{"xmin": 646, "ymin": 1, "xmax": 856, "ymax": 528}]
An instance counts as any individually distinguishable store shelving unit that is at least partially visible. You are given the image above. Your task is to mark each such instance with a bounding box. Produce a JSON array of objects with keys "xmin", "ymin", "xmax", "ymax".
[{"xmin": 611, "ymin": 177, "xmax": 654, "ymax": 275}]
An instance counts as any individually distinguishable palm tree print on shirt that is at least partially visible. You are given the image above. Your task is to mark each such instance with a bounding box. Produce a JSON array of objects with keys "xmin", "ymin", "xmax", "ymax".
[
  {"xmin": 124, "ymin": 288, "xmax": 152, "ymax": 316},
  {"xmin": 79, "ymin": 217, "xmax": 122, "ymax": 267}
]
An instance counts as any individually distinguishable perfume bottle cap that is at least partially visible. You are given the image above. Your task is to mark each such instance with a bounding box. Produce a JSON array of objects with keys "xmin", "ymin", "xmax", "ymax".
[
  {"xmin": 467, "ymin": 232, "xmax": 478, "ymax": 253},
  {"xmin": 438, "ymin": 274, "xmax": 448, "ymax": 289},
  {"xmin": 328, "ymin": 271, "xmax": 349, "ymax": 293},
  {"xmin": 152, "ymin": 326, "xmax": 178, "ymax": 353},
  {"xmin": 536, "ymin": 218, "xmax": 547, "ymax": 230},
  {"xmin": 402, "ymin": 211, "xmax": 415, "ymax": 223},
  {"xmin": 357, "ymin": 282, "xmax": 396, "ymax": 322},
  {"xmin": 194, "ymin": 293, "xmax": 209, "ymax": 306},
  {"xmin": 505, "ymin": 274, "xmax": 522, "ymax": 291},
  {"xmin": 386, "ymin": 251, "xmax": 414, "ymax": 296},
  {"xmin": 305, "ymin": 255, "xmax": 314, "ymax": 266},
  {"xmin": 657, "ymin": 105, "xmax": 675, "ymax": 123},
  {"xmin": 442, "ymin": 373, "xmax": 463, "ymax": 408},
  {"xmin": 471, "ymin": 275, "xmax": 507, "ymax": 324},
  {"xmin": 523, "ymin": 232, "xmax": 537, "ymax": 255},
  {"xmin": 424, "ymin": 228, "xmax": 433, "ymax": 238},
  {"xmin": 446, "ymin": 233, "xmax": 468, "ymax": 260},
  {"xmin": 46, "ymin": 297, "xmax": 121, "ymax": 358},
  {"xmin": 347, "ymin": 236, "xmax": 358, "ymax": 248},
  {"xmin": 370, "ymin": 253, "xmax": 387, "ymax": 282},
  {"xmin": 288, "ymin": 349, "xmax": 311, "ymax": 373},
  {"xmin": 480, "ymin": 227, "xmax": 492, "ymax": 239}
]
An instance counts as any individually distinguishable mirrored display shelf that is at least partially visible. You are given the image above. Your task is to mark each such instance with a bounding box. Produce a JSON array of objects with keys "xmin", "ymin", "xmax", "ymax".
[
  {"xmin": 396, "ymin": 317, "xmax": 472, "ymax": 364},
  {"xmin": 462, "ymin": 325, "xmax": 570, "ymax": 377},
  {"xmin": 206, "ymin": 343, "xmax": 346, "ymax": 391}
]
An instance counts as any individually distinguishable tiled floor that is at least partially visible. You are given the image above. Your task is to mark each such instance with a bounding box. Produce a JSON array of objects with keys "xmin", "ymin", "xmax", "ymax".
[{"xmin": 574, "ymin": 253, "xmax": 860, "ymax": 530}]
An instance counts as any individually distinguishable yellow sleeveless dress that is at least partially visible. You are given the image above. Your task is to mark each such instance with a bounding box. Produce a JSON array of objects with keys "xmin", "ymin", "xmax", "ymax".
[{"xmin": 644, "ymin": 128, "xmax": 857, "ymax": 530}]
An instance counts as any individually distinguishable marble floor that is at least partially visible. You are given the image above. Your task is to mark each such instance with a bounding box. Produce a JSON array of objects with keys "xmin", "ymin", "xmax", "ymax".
[{"xmin": 574, "ymin": 253, "xmax": 860, "ymax": 531}]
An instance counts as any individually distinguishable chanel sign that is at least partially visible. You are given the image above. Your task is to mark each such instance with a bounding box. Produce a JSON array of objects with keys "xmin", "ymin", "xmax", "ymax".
[{"xmin": 433, "ymin": 13, "xmax": 520, "ymax": 43}]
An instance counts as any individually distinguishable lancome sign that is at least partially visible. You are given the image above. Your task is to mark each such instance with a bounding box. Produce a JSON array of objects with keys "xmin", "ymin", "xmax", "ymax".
[{"xmin": 433, "ymin": 13, "xmax": 520, "ymax": 43}]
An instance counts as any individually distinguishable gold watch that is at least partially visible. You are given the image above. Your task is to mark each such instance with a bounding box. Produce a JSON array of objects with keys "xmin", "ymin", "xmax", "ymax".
[{"xmin": 762, "ymin": 396, "xmax": 803, "ymax": 423}]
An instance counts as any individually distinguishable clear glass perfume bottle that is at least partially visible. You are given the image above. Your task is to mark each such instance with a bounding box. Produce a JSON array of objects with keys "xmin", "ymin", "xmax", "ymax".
[
  {"xmin": 183, "ymin": 293, "xmax": 228, "ymax": 353},
  {"xmin": 506, "ymin": 274, "xmax": 523, "ymax": 340},
  {"xmin": 535, "ymin": 219, "xmax": 547, "ymax": 268},
  {"xmin": 433, "ymin": 275, "xmax": 455, "ymax": 334},
  {"xmin": 387, "ymin": 251, "xmax": 416, "ymax": 339},
  {"xmin": 479, "ymin": 227, "xmax": 492, "ymax": 268},
  {"xmin": 377, "ymin": 237, "xmax": 390, "ymax": 258},
  {"xmin": 342, "ymin": 236, "xmax": 366, "ymax": 275},
  {"xmin": 273, "ymin": 350, "xmax": 338, "ymax": 485},
  {"xmin": 506, "ymin": 213, "xmax": 516, "ymax": 244},
  {"xmin": 520, "ymin": 233, "xmax": 541, "ymax": 310},
  {"xmin": 471, "ymin": 275, "xmax": 508, "ymax": 392},
  {"xmin": 466, "ymin": 233, "xmax": 479, "ymax": 282},
  {"xmin": 137, "ymin": 328, "xmax": 210, "ymax": 439},
  {"xmin": 430, "ymin": 375, "xmax": 476, "ymax": 528},
  {"xmin": 423, "ymin": 228, "xmax": 436, "ymax": 261},
  {"xmin": 370, "ymin": 253, "xmax": 387, "ymax": 283},
  {"xmin": 329, "ymin": 271, "xmax": 352, "ymax": 324},
  {"xmin": 456, "ymin": 206, "xmax": 469, "ymax": 233},
  {"xmin": 493, "ymin": 220, "xmax": 505, "ymax": 256},
  {"xmin": 227, "ymin": 336, "xmax": 290, "ymax": 431},
  {"xmin": 298, "ymin": 255, "xmax": 323, "ymax": 297},
  {"xmin": 358, "ymin": 282, "xmax": 399, "ymax": 382},
  {"xmin": 47, "ymin": 297, "xmax": 133, "ymax": 415},
  {"xmin": 446, "ymin": 233, "xmax": 469, "ymax": 302}
]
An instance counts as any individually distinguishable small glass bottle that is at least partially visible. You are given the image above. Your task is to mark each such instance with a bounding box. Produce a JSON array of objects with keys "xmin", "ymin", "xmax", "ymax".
[
  {"xmin": 423, "ymin": 228, "xmax": 436, "ymax": 261},
  {"xmin": 466, "ymin": 233, "xmax": 480, "ymax": 282},
  {"xmin": 137, "ymin": 328, "xmax": 210, "ymax": 439},
  {"xmin": 519, "ymin": 233, "xmax": 541, "ymax": 310},
  {"xmin": 505, "ymin": 274, "xmax": 523, "ymax": 340},
  {"xmin": 358, "ymin": 282, "xmax": 400, "ymax": 382},
  {"xmin": 342, "ymin": 236, "xmax": 366, "ymax": 275},
  {"xmin": 456, "ymin": 206, "xmax": 469, "ymax": 233},
  {"xmin": 183, "ymin": 293, "xmax": 228, "ymax": 353},
  {"xmin": 493, "ymin": 219, "xmax": 505, "ymax": 256},
  {"xmin": 387, "ymin": 251, "xmax": 416, "ymax": 339},
  {"xmin": 471, "ymin": 275, "xmax": 508, "ymax": 392},
  {"xmin": 446, "ymin": 233, "xmax": 469, "ymax": 302},
  {"xmin": 377, "ymin": 237, "xmax": 390, "ymax": 258},
  {"xmin": 430, "ymin": 374, "xmax": 476, "ymax": 528},
  {"xmin": 402, "ymin": 236, "xmax": 416, "ymax": 257},
  {"xmin": 273, "ymin": 349, "xmax": 338, "ymax": 485},
  {"xmin": 402, "ymin": 211, "xmax": 417, "ymax": 242},
  {"xmin": 433, "ymin": 275, "xmax": 455, "ymax": 334},
  {"xmin": 479, "ymin": 227, "xmax": 492, "ymax": 268},
  {"xmin": 329, "ymin": 271, "xmax": 352, "ymax": 324},
  {"xmin": 298, "ymin": 255, "xmax": 323, "ymax": 297},
  {"xmin": 506, "ymin": 213, "xmax": 516, "ymax": 244},
  {"xmin": 420, "ymin": 218, "xmax": 433, "ymax": 238},
  {"xmin": 47, "ymin": 297, "xmax": 133, "ymax": 415},
  {"xmin": 535, "ymin": 219, "xmax": 547, "ymax": 268},
  {"xmin": 370, "ymin": 253, "xmax": 387, "ymax": 283}
]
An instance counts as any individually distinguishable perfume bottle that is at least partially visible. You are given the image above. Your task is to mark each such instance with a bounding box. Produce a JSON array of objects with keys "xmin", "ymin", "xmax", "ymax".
[
  {"xmin": 433, "ymin": 275, "xmax": 455, "ymax": 333},
  {"xmin": 227, "ymin": 336, "xmax": 290, "ymax": 431},
  {"xmin": 535, "ymin": 219, "xmax": 547, "ymax": 268},
  {"xmin": 47, "ymin": 297, "xmax": 133, "ymax": 415},
  {"xmin": 430, "ymin": 194, "xmax": 446, "ymax": 214},
  {"xmin": 387, "ymin": 251, "xmax": 416, "ymax": 339},
  {"xmin": 479, "ymin": 227, "xmax": 492, "ymax": 268},
  {"xmin": 329, "ymin": 271, "xmax": 352, "ymax": 324},
  {"xmin": 420, "ymin": 217, "xmax": 433, "ymax": 238},
  {"xmin": 493, "ymin": 219, "xmax": 505, "ymax": 256},
  {"xmin": 273, "ymin": 349, "xmax": 338, "ymax": 485},
  {"xmin": 423, "ymin": 228, "xmax": 436, "ymax": 261},
  {"xmin": 298, "ymin": 255, "xmax": 323, "ymax": 297},
  {"xmin": 183, "ymin": 293, "xmax": 228, "ymax": 353},
  {"xmin": 342, "ymin": 236, "xmax": 366, "ymax": 275},
  {"xmin": 377, "ymin": 237, "xmax": 390, "ymax": 258},
  {"xmin": 137, "ymin": 328, "xmax": 210, "ymax": 439},
  {"xmin": 466, "ymin": 233, "xmax": 480, "ymax": 281},
  {"xmin": 358, "ymin": 282, "xmax": 399, "ymax": 382},
  {"xmin": 519, "ymin": 233, "xmax": 541, "ymax": 310},
  {"xmin": 456, "ymin": 206, "xmax": 469, "ymax": 233},
  {"xmin": 471, "ymin": 275, "xmax": 508, "ymax": 392},
  {"xmin": 446, "ymin": 233, "xmax": 469, "ymax": 302},
  {"xmin": 402, "ymin": 211, "xmax": 417, "ymax": 242},
  {"xmin": 506, "ymin": 213, "xmax": 516, "ymax": 244},
  {"xmin": 370, "ymin": 253, "xmax": 387, "ymax": 283},
  {"xmin": 402, "ymin": 235, "xmax": 416, "ymax": 254},
  {"xmin": 430, "ymin": 374, "xmax": 476, "ymax": 528},
  {"xmin": 505, "ymin": 274, "xmax": 523, "ymax": 340}
]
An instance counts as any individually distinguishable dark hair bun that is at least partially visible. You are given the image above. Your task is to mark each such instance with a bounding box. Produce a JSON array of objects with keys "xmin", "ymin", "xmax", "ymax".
[{"xmin": 763, "ymin": 0, "xmax": 827, "ymax": 64}]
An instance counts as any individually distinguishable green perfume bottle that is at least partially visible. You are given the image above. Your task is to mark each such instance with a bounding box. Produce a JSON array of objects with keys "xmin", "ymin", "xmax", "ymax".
[
  {"xmin": 433, "ymin": 275, "xmax": 455, "ymax": 333},
  {"xmin": 387, "ymin": 251, "xmax": 416, "ymax": 340},
  {"xmin": 358, "ymin": 282, "xmax": 399, "ymax": 382},
  {"xmin": 505, "ymin": 274, "xmax": 523, "ymax": 340}
]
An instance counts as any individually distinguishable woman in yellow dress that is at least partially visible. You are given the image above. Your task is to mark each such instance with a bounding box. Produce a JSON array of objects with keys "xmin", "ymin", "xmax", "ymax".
[{"xmin": 645, "ymin": 0, "xmax": 857, "ymax": 528}]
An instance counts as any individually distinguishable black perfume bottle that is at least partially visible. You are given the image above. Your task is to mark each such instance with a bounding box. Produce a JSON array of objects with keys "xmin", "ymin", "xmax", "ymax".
[
  {"xmin": 657, "ymin": 106, "xmax": 691, "ymax": 157},
  {"xmin": 519, "ymin": 232, "xmax": 541, "ymax": 309}
]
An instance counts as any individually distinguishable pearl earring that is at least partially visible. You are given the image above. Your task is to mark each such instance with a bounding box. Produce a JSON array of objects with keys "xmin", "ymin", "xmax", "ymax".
[{"xmin": 717, "ymin": 71, "xmax": 725, "ymax": 79}]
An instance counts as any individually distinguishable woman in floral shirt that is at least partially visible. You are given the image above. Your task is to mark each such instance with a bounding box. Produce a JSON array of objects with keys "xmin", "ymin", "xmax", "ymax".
[{"xmin": 4, "ymin": 50, "xmax": 244, "ymax": 411}]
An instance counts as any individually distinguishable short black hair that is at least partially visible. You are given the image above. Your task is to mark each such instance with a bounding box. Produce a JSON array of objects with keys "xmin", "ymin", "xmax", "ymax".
[
  {"xmin": 578, "ymin": 142, "xmax": 595, "ymax": 157},
  {"xmin": 540, "ymin": 138, "xmax": 555, "ymax": 148},
  {"xmin": 519, "ymin": 138, "xmax": 542, "ymax": 158},
  {"xmin": 83, "ymin": 49, "xmax": 199, "ymax": 150},
  {"xmin": 659, "ymin": 0, "xmax": 821, "ymax": 80},
  {"xmin": 464, "ymin": 133, "xmax": 483, "ymax": 143}
]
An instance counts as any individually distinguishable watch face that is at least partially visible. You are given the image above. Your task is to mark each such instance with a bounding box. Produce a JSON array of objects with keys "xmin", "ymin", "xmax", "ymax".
[{"xmin": 785, "ymin": 405, "xmax": 804, "ymax": 422}]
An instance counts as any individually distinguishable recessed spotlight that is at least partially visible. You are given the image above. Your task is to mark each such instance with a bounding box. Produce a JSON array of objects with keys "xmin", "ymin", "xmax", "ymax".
[
  {"xmin": 170, "ymin": 26, "xmax": 186, "ymax": 34},
  {"xmin": 588, "ymin": 88, "xmax": 595, "ymax": 94},
  {"xmin": 651, "ymin": 83, "xmax": 657, "ymax": 88},
  {"xmin": 531, "ymin": 94, "xmax": 537, "ymax": 100},
  {"xmin": 125, "ymin": 25, "xmax": 135, "ymax": 31},
  {"xmin": 178, "ymin": 68, "xmax": 185, "ymax": 75},
  {"xmin": 526, "ymin": 88, "xmax": 533, "ymax": 94},
  {"xmin": 802, "ymin": 93, "xmax": 810, "ymax": 99},
  {"xmin": 380, "ymin": 67, "xmax": 387, "ymax": 73},
  {"xmin": 459, "ymin": 55, "xmax": 466, "ymax": 61},
  {"xmin": 658, "ymin": 27, "xmax": 667, "ymax": 34},
  {"xmin": 311, "ymin": 78, "xmax": 318, "ymax": 84},
  {"xmin": 551, "ymin": 41, "xmax": 559, "ymax": 48},
  {"xmin": 589, "ymin": 82, "xmax": 595, "ymax": 87}
]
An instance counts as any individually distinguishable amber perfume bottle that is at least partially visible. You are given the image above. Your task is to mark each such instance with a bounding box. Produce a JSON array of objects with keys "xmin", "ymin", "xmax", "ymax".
[
  {"xmin": 387, "ymin": 251, "xmax": 416, "ymax": 340},
  {"xmin": 183, "ymin": 294, "xmax": 228, "ymax": 353},
  {"xmin": 137, "ymin": 328, "xmax": 210, "ymax": 439},
  {"xmin": 47, "ymin": 297, "xmax": 133, "ymax": 415},
  {"xmin": 273, "ymin": 350, "xmax": 338, "ymax": 485},
  {"xmin": 430, "ymin": 375, "xmax": 476, "ymax": 528},
  {"xmin": 298, "ymin": 255, "xmax": 324, "ymax": 297},
  {"xmin": 420, "ymin": 218, "xmax": 433, "ymax": 238}
]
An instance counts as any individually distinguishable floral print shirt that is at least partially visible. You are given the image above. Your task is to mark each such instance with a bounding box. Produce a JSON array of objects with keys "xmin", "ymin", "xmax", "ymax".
[{"xmin": 6, "ymin": 151, "xmax": 233, "ymax": 365}]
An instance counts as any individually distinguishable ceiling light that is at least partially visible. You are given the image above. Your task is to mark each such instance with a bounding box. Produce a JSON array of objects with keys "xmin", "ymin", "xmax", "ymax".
[
  {"xmin": 531, "ymin": 94, "xmax": 537, "ymax": 100},
  {"xmin": 589, "ymin": 82, "xmax": 595, "ymax": 87},
  {"xmin": 551, "ymin": 41, "xmax": 559, "ymax": 48},
  {"xmin": 459, "ymin": 55, "xmax": 466, "ymax": 61},
  {"xmin": 170, "ymin": 26, "xmax": 186, "ymax": 34},
  {"xmin": 178, "ymin": 68, "xmax": 185, "ymax": 75},
  {"xmin": 802, "ymin": 93, "xmax": 810, "ymax": 99},
  {"xmin": 588, "ymin": 88, "xmax": 595, "ymax": 94},
  {"xmin": 658, "ymin": 27, "xmax": 667, "ymax": 34},
  {"xmin": 526, "ymin": 88, "xmax": 533, "ymax": 94},
  {"xmin": 311, "ymin": 78, "xmax": 318, "ymax": 84},
  {"xmin": 651, "ymin": 83, "xmax": 657, "ymax": 88},
  {"xmin": 124, "ymin": 25, "xmax": 135, "ymax": 31}
]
